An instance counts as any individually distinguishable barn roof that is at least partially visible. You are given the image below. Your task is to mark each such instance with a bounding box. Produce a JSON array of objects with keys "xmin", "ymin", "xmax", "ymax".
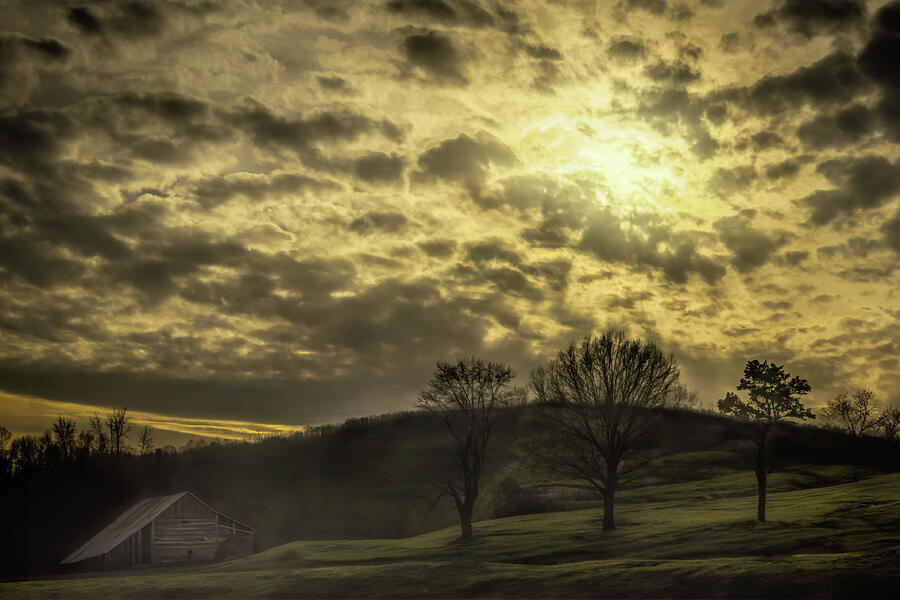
[{"xmin": 60, "ymin": 491, "xmax": 252, "ymax": 564}]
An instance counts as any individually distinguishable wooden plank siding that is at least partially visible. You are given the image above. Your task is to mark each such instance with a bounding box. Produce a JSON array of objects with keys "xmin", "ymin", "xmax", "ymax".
[{"xmin": 153, "ymin": 518, "xmax": 218, "ymax": 562}]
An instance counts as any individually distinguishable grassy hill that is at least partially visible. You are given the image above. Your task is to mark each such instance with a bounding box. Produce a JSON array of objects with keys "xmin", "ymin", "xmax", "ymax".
[{"xmin": 5, "ymin": 464, "xmax": 899, "ymax": 598}]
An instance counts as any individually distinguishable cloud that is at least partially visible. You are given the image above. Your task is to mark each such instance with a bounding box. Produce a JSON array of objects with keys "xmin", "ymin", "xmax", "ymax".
[
  {"xmin": 413, "ymin": 132, "xmax": 516, "ymax": 190},
  {"xmin": 191, "ymin": 172, "xmax": 341, "ymax": 208},
  {"xmin": 801, "ymin": 155, "xmax": 900, "ymax": 225},
  {"xmin": 706, "ymin": 165, "xmax": 757, "ymax": 196},
  {"xmin": 714, "ymin": 215, "xmax": 785, "ymax": 273},
  {"xmin": 625, "ymin": 0, "xmax": 667, "ymax": 15},
  {"xmin": 578, "ymin": 208, "xmax": 725, "ymax": 284},
  {"xmin": 716, "ymin": 51, "xmax": 869, "ymax": 116},
  {"xmin": 353, "ymin": 152, "xmax": 406, "ymax": 183},
  {"xmin": 386, "ymin": 0, "xmax": 494, "ymax": 28},
  {"xmin": 796, "ymin": 103, "xmax": 874, "ymax": 148},
  {"xmin": 417, "ymin": 239, "xmax": 457, "ymax": 257},
  {"xmin": 347, "ymin": 212, "xmax": 409, "ymax": 234},
  {"xmin": 754, "ymin": 0, "xmax": 866, "ymax": 38},
  {"xmin": 232, "ymin": 102, "xmax": 399, "ymax": 164},
  {"xmin": 765, "ymin": 159, "xmax": 803, "ymax": 180},
  {"xmin": 607, "ymin": 38, "xmax": 646, "ymax": 61},
  {"xmin": 401, "ymin": 30, "xmax": 468, "ymax": 85},
  {"xmin": 881, "ymin": 210, "xmax": 900, "ymax": 254},
  {"xmin": 643, "ymin": 60, "xmax": 700, "ymax": 84},
  {"xmin": 67, "ymin": 7, "xmax": 103, "ymax": 35},
  {"xmin": 857, "ymin": 1, "xmax": 900, "ymax": 140}
]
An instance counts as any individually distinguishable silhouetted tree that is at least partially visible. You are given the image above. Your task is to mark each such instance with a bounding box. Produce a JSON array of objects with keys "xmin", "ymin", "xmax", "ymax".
[
  {"xmin": 0, "ymin": 426, "xmax": 11, "ymax": 479},
  {"xmin": 718, "ymin": 360, "xmax": 813, "ymax": 522},
  {"xmin": 89, "ymin": 414, "xmax": 109, "ymax": 455},
  {"xmin": 52, "ymin": 416, "xmax": 77, "ymax": 463},
  {"xmin": 138, "ymin": 425, "xmax": 154, "ymax": 455},
  {"xmin": 881, "ymin": 406, "xmax": 900, "ymax": 441},
  {"xmin": 9, "ymin": 435, "xmax": 38, "ymax": 476},
  {"xmin": 822, "ymin": 389, "xmax": 883, "ymax": 437},
  {"xmin": 106, "ymin": 408, "xmax": 132, "ymax": 456},
  {"xmin": 417, "ymin": 357, "xmax": 514, "ymax": 540},
  {"xmin": 529, "ymin": 330, "xmax": 680, "ymax": 531},
  {"xmin": 76, "ymin": 430, "xmax": 95, "ymax": 461},
  {"xmin": 667, "ymin": 383, "xmax": 700, "ymax": 410}
]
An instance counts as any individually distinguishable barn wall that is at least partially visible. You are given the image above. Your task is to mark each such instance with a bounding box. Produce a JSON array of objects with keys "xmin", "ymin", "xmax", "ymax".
[
  {"xmin": 153, "ymin": 518, "xmax": 218, "ymax": 562},
  {"xmin": 216, "ymin": 530, "xmax": 253, "ymax": 559},
  {"xmin": 152, "ymin": 494, "xmax": 220, "ymax": 563}
]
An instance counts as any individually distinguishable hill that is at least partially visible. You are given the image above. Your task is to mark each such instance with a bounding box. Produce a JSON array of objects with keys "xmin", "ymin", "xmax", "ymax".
[
  {"xmin": 4, "ymin": 467, "xmax": 899, "ymax": 598},
  {"xmin": 2, "ymin": 406, "xmax": 898, "ymax": 580}
]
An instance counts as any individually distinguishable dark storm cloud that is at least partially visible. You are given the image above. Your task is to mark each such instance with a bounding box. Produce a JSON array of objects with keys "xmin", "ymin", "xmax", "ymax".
[
  {"xmin": 578, "ymin": 209, "xmax": 725, "ymax": 284},
  {"xmin": 643, "ymin": 60, "xmax": 700, "ymax": 84},
  {"xmin": 413, "ymin": 132, "xmax": 516, "ymax": 190},
  {"xmin": 347, "ymin": 211, "xmax": 409, "ymax": 234},
  {"xmin": 192, "ymin": 172, "xmax": 341, "ymax": 208},
  {"xmin": 116, "ymin": 92, "xmax": 209, "ymax": 124},
  {"xmin": 0, "ymin": 110, "xmax": 76, "ymax": 174},
  {"xmin": 714, "ymin": 215, "xmax": 785, "ymax": 273},
  {"xmin": 750, "ymin": 130, "xmax": 782, "ymax": 150},
  {"xmin": 0, "ymin": 235, "xmax": 86, "ymax": 288},
  {"xmin": 232, "ymin": 102, "xmax": 399, "ymax": 162},
  {"xmin": 625, "ymin": 0, "xmax": 667, "ymax": 15},
  {"xmin": 706, "ymin": 165, "xmax": 756, "ymax": 197},
  {"xmin": 107, "ymin": 1, "xmax": 167, "ymax": 37},
  {"xmin": 716, "ymin": 51, "xmax": 869, "ymax": 116},
  {"xmin": 801, "ymin": 155, "xmax": 900, "ymax": 225},
  {"xmin": 607, "ymin": 38, "xmax": 646, "ymax": 61},
  {"xmin": 465, "ymin": 239, "xmax": 524, "ymax": 267},
  {"xmin": 67, "ymin": 7, "xmax": 102, "ymax": 34},
  {"xmin": 417, "ymin": 238, "xmax": 457, "ymax": 257},
  {"xmin": 524, "ymin": 43, "xmax": 562, "ymax": 61},
  {"xmin": 765, "ymin": 158, "xmax": 803, "ymax": 180},
  {"xmin": 401, "ymin": 30, "xmax": 468, "ymax": 85},
  {"xmin": 858, "ymin": 1, "xmax": 900, "ymax": 141},
  {"xmin": 783, "ymin": 250, "xmax": 809, "ymax": 265},
  {"xmin": 386, "ymin": 0, "xmax": 494, "ymax": 28},
  {"xmin": 796, "ymin": 103, "xmax": 874, "ymax": 148},
  {"xmin": 881, "ymin": 210, "xmax": 900, "ymax": 254},
  {"xmin": 637, "ymin": 86, "xmax": 719, "ymax": 159},
  {"xmin": 754, "ymin": 0, "xmax": 866, "ymax": 38},
  {"xmin": 353, "ymin": 152, "xmax": 406, "ymax": 183},
  {"xmin": 317, "ymin": 76, "xmax": 347, "ymax": 91}
]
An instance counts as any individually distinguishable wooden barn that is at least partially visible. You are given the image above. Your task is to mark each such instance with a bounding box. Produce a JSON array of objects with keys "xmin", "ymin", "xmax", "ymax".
[{"xmin": 60, "ymin": 491, "xmax": 253, "ymax": 570}]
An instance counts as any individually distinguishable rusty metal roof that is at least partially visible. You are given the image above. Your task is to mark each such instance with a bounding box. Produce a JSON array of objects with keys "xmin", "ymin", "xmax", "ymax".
[{"xmin": 60, "ymin": 491, "xmax": 253, "ymax": 564}]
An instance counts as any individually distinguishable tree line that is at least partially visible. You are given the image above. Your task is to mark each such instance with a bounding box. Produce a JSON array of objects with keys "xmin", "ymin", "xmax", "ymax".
[
  {"xmin": 0, "ymin": 408, "xmax": 155, "ymax": 480},
  {"xmin": 418, "ymin": 329, "xmax": 899, "ymax": 540}
]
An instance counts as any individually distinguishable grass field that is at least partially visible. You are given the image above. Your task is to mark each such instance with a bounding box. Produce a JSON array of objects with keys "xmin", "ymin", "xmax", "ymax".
[{"xmin": 6, "ymin": 461, "xmax": 900, "ymax": 598}]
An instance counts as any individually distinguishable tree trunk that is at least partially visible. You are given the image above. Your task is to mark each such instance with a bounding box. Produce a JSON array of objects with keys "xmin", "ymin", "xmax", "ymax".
[
  {"xmin": 755, "ymin": 438, "xmax": 767, "ymax": 522},
  {"xmin": 602, "ymin": 465, "xmax": 618, "ymax": 531},
  {"xmin": 457, "ymin": 498, "xmax": 473, "ymax": 540}
]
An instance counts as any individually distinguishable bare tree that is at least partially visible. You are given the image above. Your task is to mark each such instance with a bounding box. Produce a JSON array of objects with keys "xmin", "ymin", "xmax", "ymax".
[
  {"xmin": 88, "ymin": 414, "xmax": 109, "ymax": 455},
  {"xmin": 417, "ymin": 357, "xmax": 514, "ymax": 540},
  {"xmin": 529, "ymin": 330, "xmax": 679, "ymax": 531},
  {"xmin": 881, "ymin": 406, "xmax": 900, "ymax": 441},
  {"xmin": 718, "ymin": 359, "xmax": 813, "ymax": 522},
  {"xmin": 667, "ymin": 383, "xmax": 700, "ymax": 410},
  {"xmin": 0, "ymin": 426, "xmax": 11, "ymax": 478},
  {"xmin": 52, "ymin": 416, "xmax": 77, "ymax": 463},
  {"xmin": 138, "ymin": 425, "xmax": 154, "ymax": 455},
  {"xmin": 105, "ymin": 408, "xmax": 132, "ymax": 457},
  {"xmin": 822, "ymin": 389, "xmax": 883, "ymax": 437}
]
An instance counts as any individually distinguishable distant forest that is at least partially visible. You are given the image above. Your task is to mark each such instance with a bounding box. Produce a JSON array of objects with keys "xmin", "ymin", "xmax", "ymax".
[{"xmin": 2, "ymin": 399, "xmax": 898, "ymax": 579}]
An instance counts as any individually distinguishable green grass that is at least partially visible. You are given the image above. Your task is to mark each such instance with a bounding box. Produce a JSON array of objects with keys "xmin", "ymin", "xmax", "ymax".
[{"xmin": 7, "ymin": 465, "xmax": 900, "ymax": 598}]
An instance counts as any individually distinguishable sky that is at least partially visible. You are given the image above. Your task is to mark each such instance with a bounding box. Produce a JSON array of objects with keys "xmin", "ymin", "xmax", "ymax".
[{"xmin": 1, "ymin": 0, "xmax": 898, "ymax": 444}]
